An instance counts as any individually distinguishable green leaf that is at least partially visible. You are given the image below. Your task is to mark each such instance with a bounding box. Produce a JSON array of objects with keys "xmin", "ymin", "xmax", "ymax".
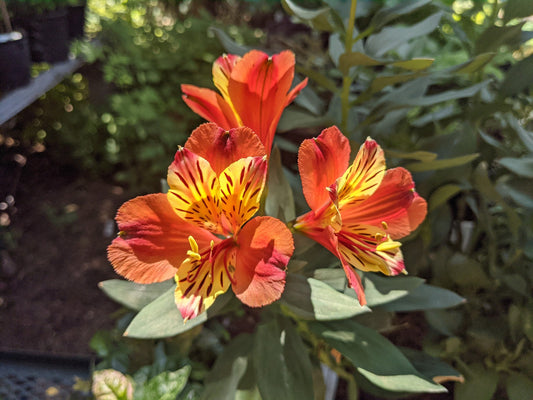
[
  {"xmin": 124, "ymin": 287, "xmax": 232, "ymax": 339},
  {"xmin": 277, "ymin": 109, "xmax": 330, "ymax": 133},
  {"xmin": 404, "ymin": 81, "xmax": 489, "ymax": 106},
  {"xmin": 369, "ymin": 71, "xmax": 427, "ymax": 93},
  {"xmin": 281, "ymin": 0, "xmax": 335, "ymax": 31},
  {"xmin": 99, "ymin": 280, "xmax": 174, "ymax": 311},
  {"xmin": 392, "ymin": 58, "xmax": 434, "ymax": 71},
  {"xmin": 339, "ymin": 52, "xmax": 383, "ymax": 74},
  {"xmin": 360, "ymin": 273, "xmax": 425, "ymax": 308},
  {"xmin": 280, "ymin": 274, "xmax": 369, "ymax": 320},
  {"xmin": 92, "ymin": 370, "xmax": 134, "ymax": 400},
  {"xmin": 370, "ymin": 0, "xmax": 432, "ymax": 30},
  {"xmin": 385, "ymin": 149, "xmax": 437, "ymax": 162},
  {"xmin": 142, "ymin": 367, "xmax": 190, "ymax": 400},
  {"xmin": 429, "ymin": 184, "xmax": 462, "ymax": 212},
  {"xmin": 448, "ymin": 52, "xmax": 496, "ymax": 74},
  {"xmin": 265, "ymin": 146, "xmax": 295, "ymax": 222},
  {"xmin": 411, "ymin": 105, "xmax": 458, "ymax": 127},
  {"xmin": 507, "ymin": 373, "xmax": 533, "ymax": 400},
  {"xmin": 406, "ymin": 153, "xmax": 479, "ymax": 172},
  {"xmin": 383, "ymin": 284, "xmax": 465, "ymax": 312},
  {"xmin": 202, "ymin": 335, "xmax": 253, "ymax": 400},
  {"xmin": 295, "ymin": 65, "xmax": 338, "ymax": 93},
  {"xmin": 366, "ymin": 12, "xmax": 443, "ymax": 57},
  {"xmin": 454, "ymin": 364, "xmax": 498, "ymax": 400},
  {"xmin": 497, "ymin": 178, "xmax": 533, "ymax": 208},
  {"xmin": 503, "ymin": 0, "xmax": 533, "ymax": 23},
  {"xmin": 313, "ymin": 268, "xmax": 347, "ymax": 291},
  {"xmin": 506, "ymin": 115, "xmax": 533, "ymax": 153},
  {"xmin": 475, "ymin": 23, "xmax": 525, "ymax": 54},
  {"xmin": 309, "ymin": 320, "xmax": 446, "ymax": 393},
  {"xmin": 446, "ymin": 253, "xmax": 492, "ymax": 288},
  {"xmin": 500, "ymin": 55, "xmax": 533, "ymax": 96},
  {"xmin": 400, "ymin": 348, "xmax": 464, "ymax": 384},
  {"xmin": 498, "ymin": 156, "xmax": 533, "ymax": 178},
  {"xmin": 473, "ymin": 162, "xmax": 521, "ymax": 237},
  {"xmin": 253, "ymin": 319, "xmax": 314, "ymax": 400},
  {"xmin": 210, "ymin": 27, "xmax": 251, "ymax": 56}
]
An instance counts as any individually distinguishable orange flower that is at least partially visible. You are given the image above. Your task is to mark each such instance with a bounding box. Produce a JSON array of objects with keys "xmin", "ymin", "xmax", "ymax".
[
  {"xmin": 181, "ymin": 50, "xmax": 308, "ymax": 156},
  {"xmin": 108, "ymin": 123, "xmax": 294, "ymax": 320},
  {"xmin": 293, "ymin": 127, "xmax": 427, "ymax": 305}
]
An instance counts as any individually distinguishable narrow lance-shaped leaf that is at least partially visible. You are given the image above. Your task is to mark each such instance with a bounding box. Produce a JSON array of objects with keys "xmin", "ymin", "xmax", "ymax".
[
  {"xmin": 370, "ymin": 0, "xmax": 432, "ymax": 30},
  {"xmin": 99, "ymin": 279, "xmax": 174, "ymax": 311},
  {"xmin": 498, "ymin": 156, "xmax": 533, "ymax": 178},
  {"xmin": 280, "ymin": 274, "xmax": 369, "ymax": 320},
  {"xmin": 202, "ymin": 335, "xmax": 253, "ymax": 400},
  {"xmin": 309, "ymin": 319, "xmax": 447, "ymax": 393},
  {"xmin": 429, "ymin": 184, "xmax": 463, "ymax": 212},
  {"xmin": 406, "ymin": 153, "xmax": 479, "ymax": 172},
  {"xmin": 124, "ymin": 286, "xmax": 232, "ymax": 339},
  {"xmin": 253, "ymin": 318, "xmax": 314, "ymax": 400},
  {"xmin": 366, "ymin": 12, "xmax": 443, "ymax": 57},
  {"xmin": 382, "ymin": 283, "xmax": 465, "ymax": 312}
]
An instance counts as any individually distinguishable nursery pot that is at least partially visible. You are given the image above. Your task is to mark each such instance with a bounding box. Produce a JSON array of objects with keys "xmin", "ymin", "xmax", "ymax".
[
  {"xmin": 0, "ymin": 31, "xmax": 31, "ymax": 92},
  {"xmin": 67, "ymin": 2, "xmax": 86, "ymax": 40},
  {"xmin": 15, "ymin": 8, "xmax": 70, "ymax": 63}
]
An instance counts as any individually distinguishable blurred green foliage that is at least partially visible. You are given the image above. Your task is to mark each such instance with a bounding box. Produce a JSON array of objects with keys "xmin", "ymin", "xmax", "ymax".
[
  {"xmin": 11, "ymin": 0, "xmax": 260, "ymax": 193},
  {"xmin": 276, "ymin": 0, "xmax": 533, "ymax": 398}
]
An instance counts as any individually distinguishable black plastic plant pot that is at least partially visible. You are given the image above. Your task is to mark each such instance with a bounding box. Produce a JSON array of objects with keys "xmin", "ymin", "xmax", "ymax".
[
  {"xmin": 67, "ymin": 2, "xmax": 86, "ymax": 40},
  {"xmin": 19, "ymin": 8, "xmax": 70, "ymax": 63},
  {"xmin": 0, "ymin": 31, "xmax": 31, "ymax": 92}
]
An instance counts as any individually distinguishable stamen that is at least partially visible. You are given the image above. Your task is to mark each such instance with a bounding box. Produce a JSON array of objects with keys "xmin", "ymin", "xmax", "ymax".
[
  {"xmin": 186, "ymin": 236, "xmax": 201, "ymax": 260},
  {"xmin": 381, "ymin": 221, "xmax": 388, "ymax": 230},
  {"xmin": 376, "ymin": 241, "xmax": 401, "ymax": 252}
]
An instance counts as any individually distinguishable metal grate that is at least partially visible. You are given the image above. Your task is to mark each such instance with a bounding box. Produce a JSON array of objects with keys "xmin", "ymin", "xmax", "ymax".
[{"xmin": 0, "ymin": 352, "xmax": 90, "ymax": 400}]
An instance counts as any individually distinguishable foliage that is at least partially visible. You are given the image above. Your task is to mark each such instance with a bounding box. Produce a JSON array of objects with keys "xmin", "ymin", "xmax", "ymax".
[
  {"xmin": 10, "ymin": 0, "xmax": 261, "ymax": 192},
  {"xmin": 276, "ymin": 0, "xmax": 533, "ymax": 398},
  {"xmin": 96, "ymin": 0, "xmax": 533, "ymax": 398}
]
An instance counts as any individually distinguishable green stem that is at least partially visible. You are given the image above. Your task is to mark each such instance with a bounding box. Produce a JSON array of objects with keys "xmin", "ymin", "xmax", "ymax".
[{"xmin": 340, "ymin": 0, "xmax": 358, "ymax": 133}]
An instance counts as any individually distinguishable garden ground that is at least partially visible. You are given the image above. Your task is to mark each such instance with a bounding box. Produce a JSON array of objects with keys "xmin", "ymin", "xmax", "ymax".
[{"xmin": 0, "ymin": 150, "xmax": 127, "ymax": 356}]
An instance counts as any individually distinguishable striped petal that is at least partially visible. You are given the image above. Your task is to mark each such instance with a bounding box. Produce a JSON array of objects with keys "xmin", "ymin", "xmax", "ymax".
[
  {"xmin": 217, "ymin": 156, "xmax": 268, "ymax": 234},
  {"xmin": 184, "ymin": 123, "xmax": 266, "ymax": 175},
  {"xmin": 167, "ymin": 147, "xmax": 221, "ymax": 234},
  {"xmin": 174, "ymin": 237, "xmax": 234, "ymax": 321},
  {"xmin": 213, "ymin": 54, "xmax": 241, "ymax": 111},
  {"xmin": 181, "ymin": 84, "xmax": 240, "ymax": 130},
  {"xmin": 342, "ymin": 167, "xmax": 427, "ymax": 239},
  {"xmin": 298, "ymin": 126, "xmax": 351, "ymax": 211},
  {"xmin": 232, "ymin": 216, "xmax": 293, "ymax": 307},
  {"xmin": 337, "ymin": 225, "xmax": 405, "ymax": 276},
  {"xmin": 107, "ymin": 193, "xmax": 218, "ymax": 284},
  {"xmin": 336, "ymin": 138, "xmax": 386, "ymax": 210}
]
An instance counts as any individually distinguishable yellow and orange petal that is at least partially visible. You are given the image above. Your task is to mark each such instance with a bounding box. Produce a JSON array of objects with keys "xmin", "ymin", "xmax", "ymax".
[
  {"xmin": 217, "ymin": 156, "xmax": 267, "ymax": 234},
  {"xmin": 181, "ymin": 84, "xmax": 240, "ymax": 130},
  {"xmin": 167, "ymin": 142, "xmax": 267, "ymax": 236},
  {"xmin": 167, "ymin": 147, "xmax": 221, "ymax": 234},
  {"xmin": 341, "ymin": 167, "xmax": 427, "ymax": 239},
  {"xmin": 107, "ymin": 193, "xmax": 219, "ymax": 284},
  {"xmin": 298, "ymin": 126, "xmax": 351, "ymax": 211},
  {"xmin": 184, "ymin": 123, "xmax": 266, "ymax": 176},
  {"xmin": 174, "ymin": 237, "xmax": 235, "ymax": 320},
  {"xmin": 232, "ymin": 216, "xmax": 293, "ymax": 307},
  {"xmin": 336, "ymin": 138, "xmax": 386, "ymax": 210}
]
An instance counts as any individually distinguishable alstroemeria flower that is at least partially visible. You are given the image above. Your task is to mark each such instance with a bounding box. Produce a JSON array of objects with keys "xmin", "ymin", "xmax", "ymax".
[
  {"xmin": 293, "ymin": 126, "xmax": 427, "ymax": 305},
  {"xmin": 181, "ymin": 50, "xmax": 308, "ymax": 156},
  {"xmin": 108, "ymin": 123, "xmax": 294, "ymax": 320}
]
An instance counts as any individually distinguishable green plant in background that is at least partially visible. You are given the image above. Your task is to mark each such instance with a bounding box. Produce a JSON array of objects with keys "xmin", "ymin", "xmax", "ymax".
[{"xmin": 275, "ymin": 0, "xmax": 533, "ymax": 398}]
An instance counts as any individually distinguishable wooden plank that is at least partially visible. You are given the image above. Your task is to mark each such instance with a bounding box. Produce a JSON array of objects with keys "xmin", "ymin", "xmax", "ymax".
[{"xmin": 0, "ymin": 57, "xmax": 83, "ymax": 125}]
